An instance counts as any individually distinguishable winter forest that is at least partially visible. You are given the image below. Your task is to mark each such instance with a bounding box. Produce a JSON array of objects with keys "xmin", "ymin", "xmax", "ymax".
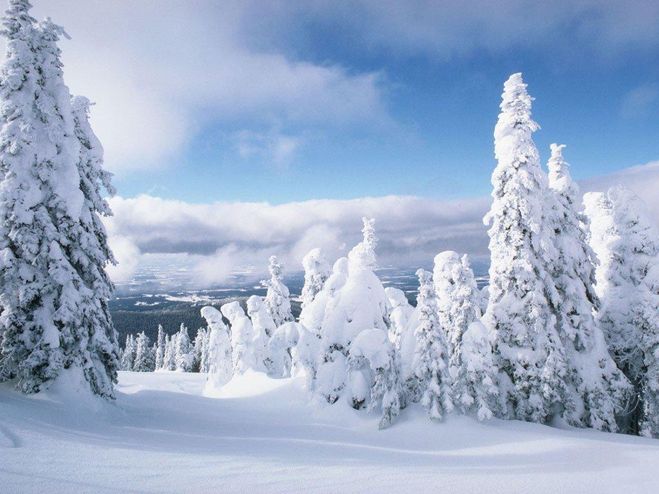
[{"xmin": 1, "ymin": 1, "xmax": 658, "ymax": 493}]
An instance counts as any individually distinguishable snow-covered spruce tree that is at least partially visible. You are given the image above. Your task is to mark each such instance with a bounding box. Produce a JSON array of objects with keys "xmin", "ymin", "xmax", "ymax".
[
  {"xmin": 384, "ymin": 287, "xmax": 413, "ymax": 350},
  {"xmin": 201, "ymin": 306, "xmax": 233, "ymax": 390},
  {"xmin": 301, "ymin": 248, "xmax": 330, "ymax": 310},
  {"xmin": 162, "ymin": 334, "xmax": 176, "ymax": 371},
  {"xmin": 192, "ymin": 327, "xmax": 208, "ymax": 372},
  {"xmin": 409, "ymin": 269, "xmax": 453, "ymax": 420},
  {"xmin": 315, "ymin": 218, "xmax": 388, "ymax": 404},
  {"xmin": 154, "ymin": 325, "xmax": 165, "ymax": 370},
  {"xmin": 221, "ymin": 301, "xmax": 255, "ymax": 374},
  {"xmin": 133, "ymin": 332, "xmax": 154, "ymax": 372},
  {"xmin": 483, "ymin": 73, "xmax": 570, "ymax": 424},
  {"xmin": 262, "ymin": 256, "xmax": 293, "ymax": 326},
  {"xmin": 452, "ymin": 320, "xmax": 499, "ymax": 420},
  {"xmin": 0, "ymin": 1, "xmax": 119, "ymax": 397},
  {"xmin": 121, "ymin": 335, "xmax": 136, "ymax": 371},
  {"xmin": 174, "ymin": 324, "xmax": 193, "ymax": 372},
  {"xmin": 348, "ymin": 328, "xmax": 402, "ymax": 429},
  {"xmin": 433, "ymin": 251, "xmax": 481, "ymax": 364},
  {"xmin": 546, "ymin": 144, "xmax": 630, "ymax": 431},
  {"xmin": 584, "ymin": 187, "xmax": 659, "ymax": 436},
  {"xmin": 246, "ymin": 295, "xmax": 275, "ymax": 372}
]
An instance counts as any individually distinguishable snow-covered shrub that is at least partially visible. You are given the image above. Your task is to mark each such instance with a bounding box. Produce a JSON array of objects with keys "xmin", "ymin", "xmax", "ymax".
[
  {"xmin": 384, "ymin": 287, "xmax": 413, "ymax": 349},
  {"xmin": 315, "ymin": 218, "xmax": 388, "ymax": 404},
  {"xmin": 584, "ymin": 186, "xmax": 659, "ymax": 435},
  {"xmin": 451, "ymin": 321, "xmax": 498, "ymax": 420},
  {"xmin": 546, "ymin": 145, "xmax": 630, "ymax": 431},
  {"xmin": 348, "ymin": 328, "xmax": 402, "ymax": 429},
  {"xmin": 409, "ymin": 269, "xmax": 453, "ymax": 420},
  {"xmin": 221, "ymin": 301, "xmax": 255, "ymax": 373},
  {"xmin": 294, "ymin": 324, "xmax": 321, "ymax": 388},
  {"xmin": 301, "ymin": 248, "xmax": 331, "ymax": 310},
  {"xmin": 246, "ymin": 295, "xmax": 275, "ymax": 372},
  {"xmin": 201, "ymin": 306, "xmax": 232, "ymax": 389},
  {"xmin": 299, "ymin": 257, "xmax": 348, "ymax": 335},
  {"xmin": 268, "ymin": 322, "xmax": 301, "ymax": 378},
  {"xmin": 192, "ymin": 328, "xmax": 209, "ymax": 373},
  {"xmin": 262, "ymin": 256, "xmax": 293, "ymax": 326},
  {"xmin": 162, "ymin": 334, "xmax": 176, "ymax": 371}
]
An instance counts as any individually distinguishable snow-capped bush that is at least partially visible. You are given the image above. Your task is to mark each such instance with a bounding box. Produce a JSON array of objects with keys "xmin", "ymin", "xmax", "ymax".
[
  {"xmin": 201, "ymin": 306, "xmax": 233, "ymax": 390},
  {"xmin": 268, "ymin": 322, "xmax": 301, "ymax": 378},
  {"xmin": 221, "ymin": 301, "xmax": 256, "ymax": 373},
  {"xmin": 246, "ymin": 295, "xmax": 275, "ymax": 372},
  {"xmin": 315, "ymin": 218, "xmax": 388, "ymax": 404},
  {"xmin": 384, "ymin": 287, "xmax": 413, "ymax": 349},
  {"xmin": 348, "ymin": 328, "xmax": 402, "ymax": 429},
  {"xmin": 262, "ymin": 256, "xmax": 293, "ymax": 326},
  {"xmin": 301, "ymin": 248, "xmax": 330, "ymax": 309},
  {"xmin": 299, "ymin": 257, "xmax": 349, "ymax": 335}
]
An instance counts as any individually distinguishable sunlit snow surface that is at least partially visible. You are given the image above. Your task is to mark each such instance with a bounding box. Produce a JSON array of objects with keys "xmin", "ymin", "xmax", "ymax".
[{"xmin": 1, "ymin": 371, "xmax": 658, "ymax": 493}]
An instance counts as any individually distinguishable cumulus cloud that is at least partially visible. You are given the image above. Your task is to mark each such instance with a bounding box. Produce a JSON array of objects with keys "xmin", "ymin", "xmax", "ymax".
[
  {"xmin": 0, "ymin": 1, "xmax": 389, "ymax": 173},
  {"xmin": 103, "ymin": 159, "xmax": 659, "ymax": 286}
]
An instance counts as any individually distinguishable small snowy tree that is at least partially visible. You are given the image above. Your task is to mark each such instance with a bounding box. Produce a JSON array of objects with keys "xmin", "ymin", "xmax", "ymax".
[
  {"xmin": 268, "ymin": 322, "xmax": 301, "ymax": 378},
  {"xmin": 348, "ymin": 328, "xmax": 402, "ymax": 429},
  {"xmin": 154, "ymin": 325, "xmax": 165, "ymax": 370},
  {"xmin": 246, "ymin": 295, "xmax": 275, "ymax": 372},
  {"xmin": 483, "ymin": 73, "xmax": 569, "ymax": 424},
  {"xmin": 315, "ymin": 218, "xmax": 388, "ymax": 404},
  {"xmin": 162, "ymin": 334, "xmax": 176, "ymax": 371},
  {"xmin": 221, "ymin": 301, "xmax": 255, "ymax": 373},
  {"xmin": 299, "ymin": 256, "xmax": 349, "ymax": 335},
  {"xmin": 121, "ymin": 335, "xmax": 136, "ymax": 371},
  {"xmin": 192, "ymin": 327, "xmax": 208, "ymax": 373},
  {"xmin": 433, "ymin": 251, "xmax": 481, "ymax": 362},
  {"xmin": 174, "ymin": 324, "xmax": 193, "ymax": 372},
  {"xmin": 384, "ymin": 287, "xmax": 413, "ymax": 349},
  {"xmin": 201, "ymin": 306, "xmax": 233, "ymax": 390},
  {"xmin": 301, "ymin": 248, "xmax": 330, "ymax": 309},
  {"xmin": 451, "ymin": 321, "xmax": 499, "ymax": 420},
  {"xmin": 584, "ymin": 186, "xmax": 659, "ymax": 435},
  {"xmin": 133, "ymin": 332, "xmax": 154, "ymax": 372},
  {"xmin": 409, "ymin": 269, "xmax": 452, "ymax": 420},
  {"xmin": 262, "ymin": 256, "xmax": 293, "ymax": 326},
  {"xmin": 546, "ymin": 144, "xmax": 630, "ymax": 431}
]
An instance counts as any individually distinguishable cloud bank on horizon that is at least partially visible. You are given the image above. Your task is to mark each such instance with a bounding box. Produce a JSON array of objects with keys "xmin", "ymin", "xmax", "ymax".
[{"xmin": 106, "ymin": 160, "xmax": 659, "ymax": 285}]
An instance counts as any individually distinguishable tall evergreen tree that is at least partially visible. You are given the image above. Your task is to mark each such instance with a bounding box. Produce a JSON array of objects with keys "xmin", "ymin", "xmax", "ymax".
[
  {"xmin": 154, "ymin": 324, "xmax": 165, "ymax": 370},
  {"xmin": 584, "ymin": 186, "xmax": 659, "ymax": 435},
  {"xmin": 121, "ymin": 335, "xmax": 136, "ymax": 371},
  {"xmin": 483, "ymin": 73, "xmax": 568, "ymax": 423},
  {"xmin": 409, "ymin": 269, "xmax": 452, "ymax": 420},
  {"xmin": 133, "ymin": 332, "xmax": 154, "ymax": 372},
  {"xmin": 301, "ymin": 248, "xmax": 330, "ymax": 310},
  {"xmin": 0, "ymin": 1, "xmax": 118, "ymax": 397},
  {"xmin": 546, "ymin": 144, "xmax": 630, "ymax": 431}
]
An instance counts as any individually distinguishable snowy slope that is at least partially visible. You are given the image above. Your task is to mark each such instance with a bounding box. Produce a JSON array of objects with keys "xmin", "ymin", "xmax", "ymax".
[{"xmin": 1, "ymin": 371, "xmax": 658, "ymax": 493}]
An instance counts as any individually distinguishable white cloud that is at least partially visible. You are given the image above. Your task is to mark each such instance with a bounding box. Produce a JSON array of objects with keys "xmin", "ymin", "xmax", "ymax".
[
  {"xmin": 0, "ymin": 1, "xmax": 390, "ymax": 173},
  {"xmin": 103, "ymin": 159, "xmax": 659, "ymax": 285}
]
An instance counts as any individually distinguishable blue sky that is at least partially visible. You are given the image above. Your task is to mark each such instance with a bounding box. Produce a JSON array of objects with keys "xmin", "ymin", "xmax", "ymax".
[
  {"xmin": 14, "ymin": 1, "xmax": 658, "ymax": 283},
  {"xmin": 63, "ymin": 0, "xmax": 657, "ymax": 204}
]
